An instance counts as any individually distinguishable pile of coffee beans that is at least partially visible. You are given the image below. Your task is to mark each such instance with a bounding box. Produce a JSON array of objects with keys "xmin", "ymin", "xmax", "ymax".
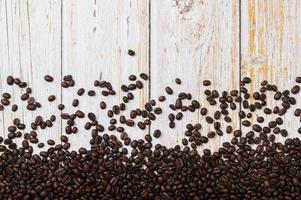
[{"xmin": 1, "ymin": 73, "xmax": 301, "ymax": 199}]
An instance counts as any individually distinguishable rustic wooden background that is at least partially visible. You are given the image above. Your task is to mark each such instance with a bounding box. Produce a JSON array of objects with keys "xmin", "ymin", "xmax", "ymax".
[{"xmin": 0, "ymin": 0, "xmax": 301, "ymax": 152}]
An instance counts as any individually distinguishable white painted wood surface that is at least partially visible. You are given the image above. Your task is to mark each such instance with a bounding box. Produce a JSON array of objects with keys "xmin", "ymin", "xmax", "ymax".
[
  {"xmin": 1, "ymin": 0, "xmax": 301, "ymax": 152},
  {"xmin": 150, "ymin": 0, "xmax": 239, "ymax": 152},
  {"xmin": 241, "ymin": 0, "xmax": 301, "ymax": 143}
]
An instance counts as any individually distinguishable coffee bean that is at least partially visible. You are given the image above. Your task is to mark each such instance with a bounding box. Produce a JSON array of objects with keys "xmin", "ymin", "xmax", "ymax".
[
  {"xmin": 58, "ymin": 104, "xmax": 65, "ymax": 110},
  {"xmin": 205, "ymin": 116, "xmax": 213, "ymax": 124},
  {"xmin": 47, "ymin": 139, "xmax": 55, "ymax": 145},
  {"xmin": 200, "ymin": 108, "xmax": 207, "ymax": 115},
  {"xmin": 295, "ymin": 108, "xmax": 301, "ymax": 117},
  {"xmin": 175, "ymin": 78, "xmax": 181, "ymax": 85},
  {"xmin": 88, "ymin": 90, "xmax": 96, "ymax": 96},
  {"xmin": 136, "ymin": 81, "xmax": 143, "ymax": 89},
  {"xmin": 191, "ymin": 100, "xmax": 200, "ymax": 109},
  {"xmin": 11, "ymin": 104, "xmax": 18, "ymax": 112},
  {"xmin": 128, "ymin": 49, "xmax": 135, "ymax": 56},
  {"xmin": 7, "ymin": 76, "xmax": 14, "ymax": 85},
  {"xmin": 137, "ymin": 122, "xmax": 146, "ymax": 130},
  {"xmin": 165, "ymin": 87, "xmax": 173, "ymax": 95},
  {"xmin": 207, "ymin": 131, "xmax": 215, "ymax": 138},
  {"xmin": 203, "ymin": 80, "xmax": 211, "ymax": 86},
  {"xmin": 99, "ymin": 101, "xmax": 106, "ymax": 109},
  {"xmin": 48, "ymin": 95, "xmax": 56, "ymax": 102},
  {"xmin": 253, "ymin": 124, "xmax": 262, "ymax": 132},
  {"xmin": 291, "ymin": 85, "xmax": 300, "ymax": 94},
  {"xmin": 153, "ymin": 129, "xmax": 161, "ymax": 138},
  {"xmin": 44, "ymin": 75, "xmax": 54, "ymax": 82},
  {"xmin": 158, "ymin": 96, "xmax": 166, "ymax": 102},
  {"xmin": 140, "ymin": 73, "xmax": 148, "ymax": 80},
  {"xmin": 77, "ymin": 88, "xmax": 85, "ymax": 96},
  {"xmin": 72, "ymin": 99, "xmax": 79, "ymax": 107},
  {"xmin": 242, "ymin": 77, "xmax": 251, "ymax": 83}
]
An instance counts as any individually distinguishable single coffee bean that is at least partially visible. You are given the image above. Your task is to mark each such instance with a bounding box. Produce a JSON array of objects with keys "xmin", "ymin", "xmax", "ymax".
[
  {"xmin": 207, "ymin": 131, "xmax": 215, "ymax": 138},
  {"xmin": 153, "ymin": 129, "xmax": 161, "ymax": 138},
  {"xmin": 11, "ymin": 104, "xmax": 18, "ymax": 112},
  {"xmin": 7, "ymin": 76, "xmax": 14, "ymax": 85},
  {"xmin": 72, "ymin": 99, "xmax": 79, "ymax": 107},
  {"xmin": 191, "ymin": 100, "xmax": 200, "ymax": 109},
  {"xmin": 128, "ymin": 49, "xmax": 135, "ymax": 56},
  {"xmin": 140, "ymin": 73, "xmax": 148, "ymax": 80},
  {"xmin": 77, "ymin": 88, "xmax": 85, "ymax": 96},
  {"xmin": 205, "ymin": 116, "xmax": 213, "ymax": 124},
  {"xmin": 137, "ymin": 122, "xmax": 146, "ymax": 130},
  {"xmin": 158, "ymin": 96, "xmax": 166, "ymax": 102},
  {"xmin": 48, "ymin": 95, "xmax": 56, "ymax": 102},
  {"xmin": 203, "ymin": 80, "xmax": 211, "ymax": 86},
  {"xmin": 44, "ymin": 75, "xmax": 54, "ymax": 82},
  {"xmin": 253, "ymin": 124, "xmax": 262, "ymax": 132},
  {"xmin": 100, "ymin": 101, "xmax": 106, "ymax": 109},
  {"xmin": 88, "ymin": 90, "xmax": 96, "ymax": 96},
  {"xmin": 165, "ymin": 87, "xmax": 173, "ymax": 95},
  {"xmin": 175, "ymin": 78, "xmax": 182, "ymax": 85},
  {"xmin": 128, "ymin": 75, "xmax": 137, "ymax": 81},
  {"xmin": 200, "ymin": 108, "xmax": 207, "ymax": 115},
  {"xmin": 291, "ymin": 85, "xmax": 300, "ymax": 94}
]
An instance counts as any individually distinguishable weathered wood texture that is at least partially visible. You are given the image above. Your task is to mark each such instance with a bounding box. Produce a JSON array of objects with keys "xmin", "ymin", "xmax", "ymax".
[
  {"xmin": 0, "ymin": 0, "xmax": 62, "ymax": 151},
  {"xmin": 0, "ymin": 0, "xmax": 301, "ymax": 151},
  {"xmin": 62, "ymin": 0, "xmax": 149, "ymax": 150},
  {"xmin": 241, "ymin": 0, "xmax": 301, "ymax": 142},
  {"xmin": 150, "ymin": 0, "xmax": 240, "ymax": 152}
]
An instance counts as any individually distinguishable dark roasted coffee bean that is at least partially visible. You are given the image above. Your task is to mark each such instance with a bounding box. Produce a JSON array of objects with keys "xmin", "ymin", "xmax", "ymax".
[
  {"xmin": 168, "ymin": 113, "xmax": 175, "ymax": 121},
  {"xmin": 99, "ymin": 101, "xmax": 106, "ymax": 109},
  {"xmin": 205, "ymin": 116, "xmax": 213, "ymax": 124},
  {"xmin": 136, "ymin": 80, "xmax": 143, "ymax": 89},
  {"xmin": 158, "ymin": 96, "xmax": 166, "ymax": 102},
  {"xmin": 191, "ymin": 100, "xmax": 200, "ymax": 109},
  {"xmin": 175, "ymin": 78, "xmax": 181, "ymax": 84},
  {"xmin": 58, "ymin": 104, "xmax": 65, "ymax": 110},
  {"xmin": 291, "ymin": 85, "xmax": 300, "ymax": 94},
  {"xmin": 200, "ymin": 108, "xmax": 207, "ymax": 115},
  {"xmin": 1, "ymin": 99, "xmax": 9, "ymax": 106},
  {"xmin": 137, "ymin": 122, "xmax": 146, "ymax": 130},
  {"xmin": 242, "ymin": 77, "xmax": 251, "ymax": 83},
  {"xmin": 165, "ymin": 87, "xmax": 173, "ymax": 95},
  {"xmin": 140, "ymin": 73, "xmax": 148, "ymax": 80},
  {"xmin": 44, "ymin": 75, "xmax": 54, "ymax": 82},
  {"xmin": 126, "ymin": 119, "xmax": 135, "ymax": 127},
  {"xmin": 242, "ymin": 120, "xmax": 251, "ymax": 127},
  {"xmin": 175, "ymin": 112, "xmax": 183, "ymax": 120},
  {"xmin": 3, "ymin": 93, "xmax": 11, "ymax": 99},
  {"xmin": 128, "ymin": 49, "xmax": 135, "ymax": 56},
  {"xmin": 207, "ymin": 131, "xmax": 215, "ymax": 138},
  {"xmin": 203, "ymin": 80, "xmax": 211, "ymax": 86},
  {"xmin": 72, "ymin": 99, "xmax": 79, "ymax": 107},
  {"xmin": 48, "ymin": 95, "xmax": 56, "ymax": 102},
  {"xmin": 88, "ymin": 90, "xmax": 96, "ymax": 96},
  {"xmin": 153, "ymin": 129, "xmax": 161, "ymax": 138},
  {"xmin": 11, "ymin": 104, "xmax": 18, "ymax": 112},
  {"xmin": 77, "ymin": 88, "xmax": 85, "ymax": 96},
  {"xmin": 295, "ymin": 108, "xmax": 301, "ymax": 117},
  {"xmin": 253, "ymin": 124, "xmax": 262, "ymax": 132},
  {"xmin": 7, "ymin": 76, "xmax": 14, "ymax": 85}
]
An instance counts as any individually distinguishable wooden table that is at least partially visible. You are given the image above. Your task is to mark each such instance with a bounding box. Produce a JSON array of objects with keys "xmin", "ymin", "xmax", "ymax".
[{"xmin": 0, "ymin": 0, "xmax": 301, "ymax": 152}]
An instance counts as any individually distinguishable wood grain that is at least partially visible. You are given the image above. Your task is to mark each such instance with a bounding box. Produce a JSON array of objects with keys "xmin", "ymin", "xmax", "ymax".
[
  {"xmin": 150, "ymin": 0, "xmax": 240, "ymax": 152},
  {"xmin": 62, "ymin": 0, "xmax": 149, "ymax": 151},
  {"xmin": 241, "ymin": 0, "xmax": 301, "ymax": 142},
  {"xmin": 0, "ymin": 0, "xmax": 62, "ymax": 151}
]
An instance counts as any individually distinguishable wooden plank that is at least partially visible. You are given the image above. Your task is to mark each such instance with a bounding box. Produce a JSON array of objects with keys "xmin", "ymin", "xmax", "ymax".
[
  {"xmin": 62, "ymin": 0, "xmax": 149, "ymax": 151},
  {"xmin": 0, "ymin": 0, "xmax": 62, "ymax": 151},
  {"xmin": 150, "ymin": 0, "xmax": 240, "ymax": 152},
  {"xmin": 241, "ymin": 0, "xmax": 301, "ymax": 143},
  {"xmin": 0, "ymin": 0, "xmax": 8, "ymax": 138}
]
